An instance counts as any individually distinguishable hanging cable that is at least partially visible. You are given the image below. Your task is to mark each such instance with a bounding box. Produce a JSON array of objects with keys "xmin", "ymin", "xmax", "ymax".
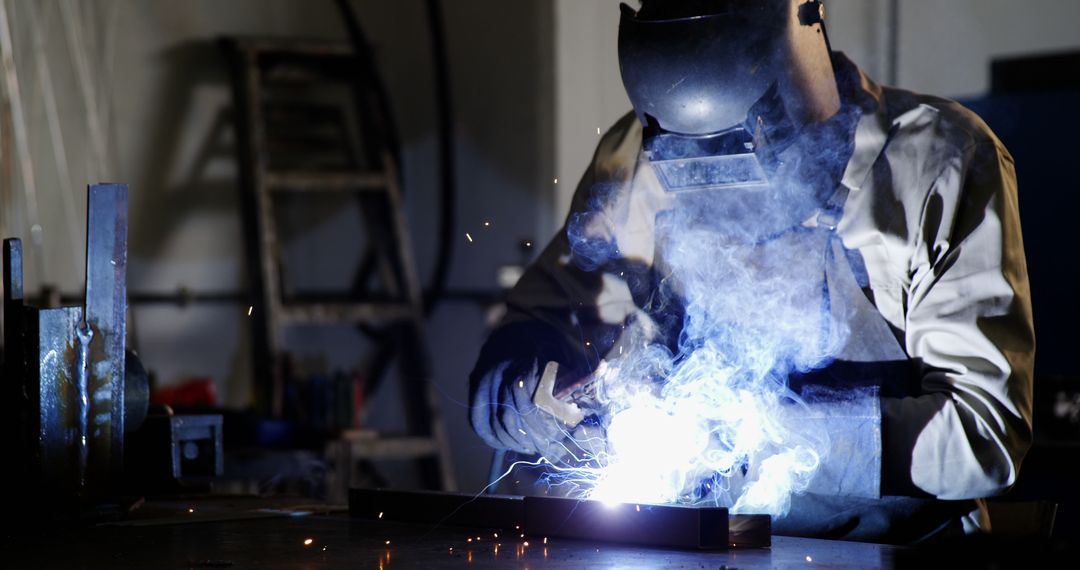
[
  {"xmin": 420, "ymin": 0, "xmax": 456, "ymax": 316},
  {"xmin": 334, "ymin": 0, "xmax": 404, "ymax": 176},
  {"xmin": 334, "ymin": 0, "xmax": 457, "ymax": 317}
]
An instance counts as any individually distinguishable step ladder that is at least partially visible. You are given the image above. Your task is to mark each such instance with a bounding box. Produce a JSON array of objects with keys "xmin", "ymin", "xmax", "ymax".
[{"xmin": 221, "ymin": 37, "xmax": 455, "ymax": 498}]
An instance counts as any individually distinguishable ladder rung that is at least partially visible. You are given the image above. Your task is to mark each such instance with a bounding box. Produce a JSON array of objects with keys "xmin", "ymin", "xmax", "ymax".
[
  {"xmin": 338, "ymin": 436, "xmax": 439, "ymax": 460},
  {"xmin": 279, "ymin": 302, "xmax": 415, "ymax": 324},
  {"xmin": 231, "ymin": 37, "xmax": 353, "ymax": 58},
  {"xmin": 264, "ymin": 171, "xmax": 389, "ymax": 192}
]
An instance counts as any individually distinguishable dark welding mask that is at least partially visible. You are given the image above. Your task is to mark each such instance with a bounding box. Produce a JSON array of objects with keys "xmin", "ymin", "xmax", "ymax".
[{"xmin": 618, "ymin": 0, "xmax": 840, "ymax": 196}]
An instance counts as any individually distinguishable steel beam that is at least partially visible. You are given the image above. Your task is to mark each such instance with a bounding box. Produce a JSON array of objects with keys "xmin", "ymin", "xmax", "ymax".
[
  {"xmin": 524, "ymin": 495, "xmax": 769, "ymax": 549},
  {"xmin": 84, "ymin": 183, "xmax": 128, "ymax": 490},
  {"xmin": 349, "ymin": 489, "xmax": 770, "ymax": 549}
]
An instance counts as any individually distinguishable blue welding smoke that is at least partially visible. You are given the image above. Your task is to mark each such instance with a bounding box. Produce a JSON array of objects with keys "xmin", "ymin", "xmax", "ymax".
[{"xmin": 555, "ymin": 119, "xmax": 860, "ymax": 517}]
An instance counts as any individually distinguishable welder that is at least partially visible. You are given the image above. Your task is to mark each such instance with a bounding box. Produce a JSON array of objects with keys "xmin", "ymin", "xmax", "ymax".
[{"xmin": 469, "ymin": 0, "xmax": 1033, "ymax": 543}]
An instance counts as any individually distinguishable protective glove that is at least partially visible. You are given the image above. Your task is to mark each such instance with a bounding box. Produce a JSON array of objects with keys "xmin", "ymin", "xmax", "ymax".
[{"xmin": 472, "ymin": 359, "xmax": 592, "ymax": 461}]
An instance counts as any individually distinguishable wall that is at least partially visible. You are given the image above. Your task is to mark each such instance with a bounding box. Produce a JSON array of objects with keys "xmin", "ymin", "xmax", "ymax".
[
  {"xmin": 895, "ymin": 0, "xmax": 1080, "ymax": 98},
  {"xmin": 553, "ymin": 0, "xmax": 629, "ymax": 227}
]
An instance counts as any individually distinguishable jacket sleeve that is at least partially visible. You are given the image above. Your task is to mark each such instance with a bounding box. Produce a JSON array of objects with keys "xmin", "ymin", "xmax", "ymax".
[
  {"xmin": 469, "ymin": 114, "xmax": 644, "ymax": 449},
  {"xmin": 881, "ymin": 138, "xmax": 1034, "ymax": 499}
]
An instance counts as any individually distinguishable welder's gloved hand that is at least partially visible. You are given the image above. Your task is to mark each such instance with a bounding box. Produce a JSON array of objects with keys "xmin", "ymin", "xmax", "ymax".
[{"xmin": 471, "ymin": 359, "xmax": 582, "ymax": 460}]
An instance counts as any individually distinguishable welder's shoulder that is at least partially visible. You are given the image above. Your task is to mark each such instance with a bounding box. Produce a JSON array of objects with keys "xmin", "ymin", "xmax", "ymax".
[
  {"xmin": 856, "ymin": 87, "xmax": 1016, "ymax": 247},
  {"xmin": 879, "ymin": 85, "xmax": 1012, "ymax": 180},
  {"xmin": 593, "ymin": 111, "xmax": 643, "ymax": 176}
]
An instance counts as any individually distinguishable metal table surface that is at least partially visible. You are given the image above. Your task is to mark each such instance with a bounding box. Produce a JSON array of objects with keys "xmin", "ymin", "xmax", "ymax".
[{"xmin": 2, "ymin": 498, "xmax": 902, "ymax": 569}]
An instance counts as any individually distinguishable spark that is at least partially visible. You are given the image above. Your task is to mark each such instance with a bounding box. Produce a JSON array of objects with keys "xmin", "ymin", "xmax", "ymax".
[
  {"xmin": 543, "ymin": 537, "xmax": 548, "ymax": 545},
  {"xmin": 303, "ymin": 538, "xmax": 313, "ymax": 546},
  {"xmin": 635, "ymin": 505, "xmax": 640, "ymax": 512},
  {"xmin": 246, "ymin": 306, "xmax": 252, "ymax": 316},
  {"xmin": 483, "ymin": 221, "xmax": 491, "ymax": 227},
  {"xmin": 494, "ymin": 533, "xmax": 498, "ymax": 538},
  {"xmin": 385, "ymin": 540, "xmax": 391, "ymax": 545},
  {"xmin": 806, "ymin": 555, "xmax": 812, "ymax": 562},
  {"xmin": 597, "ymin": 127, "xmax": 601, "ymax": 135},
  {"xmin": 378, "ymin": 511, "xmax": 384, "ymax": 519},
  {"xmin": 520, "ymin": 534, "xmax": 525, "ymax": 539},
  {"xmin": 188, "ymin": 508, "xmax": 194, "ymax": 513},
  {"xmin": 467, "ymin": 538, "xmax": 473, "ymax": 543},
  {"xmin": 518, "ymin": 379, "xmax": 525, "ymax": 389},
  {"xmin": 322, "ymin": 546, "xmax": 327, "ymax": 552},
  {"xmin": 476, "ymin": 536, "xmax": 481, "ymax": 541},
  {"xmin": 523, "ymin": 541, "xmax": 529, "ymax": 547},
  {"xmin": 518, "ymin": 428, "xmax": 528, "ymax": 436},
  {"xmin": 465, "ymin": 232, "xmax": 473, "ymax": 242},
  {"xmin": 525, "ymin": 241, "xmax": 532, "ymax": 248},
  {"xmin": 553, "ymin": 178, "xmax": 558, "ymax": 184}
]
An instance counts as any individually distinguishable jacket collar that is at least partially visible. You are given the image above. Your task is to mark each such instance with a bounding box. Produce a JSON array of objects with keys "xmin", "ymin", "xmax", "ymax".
[{"xmin": 833, "ymin": 52, "xmax": 893, "ymax": 192}]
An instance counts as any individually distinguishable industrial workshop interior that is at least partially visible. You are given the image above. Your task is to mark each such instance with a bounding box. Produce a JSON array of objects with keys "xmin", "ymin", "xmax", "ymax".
[{"xmin": 1, "ymin": 0, "xmax": 1078, "ymax": 567}]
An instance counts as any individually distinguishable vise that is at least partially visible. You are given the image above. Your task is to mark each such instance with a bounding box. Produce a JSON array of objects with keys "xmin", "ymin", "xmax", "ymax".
[{"xmin": 2, "ymin": 184, "xmax": 221, "ymax": 517}]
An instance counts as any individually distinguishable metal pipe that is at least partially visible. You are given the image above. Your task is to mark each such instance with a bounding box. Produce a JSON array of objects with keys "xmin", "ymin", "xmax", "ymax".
[{"xmin": 886, "ymin": 0, "xmax": 900, "ymax": 86}]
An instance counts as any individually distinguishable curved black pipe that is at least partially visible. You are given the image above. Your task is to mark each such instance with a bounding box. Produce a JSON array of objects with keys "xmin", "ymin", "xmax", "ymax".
[
  {"xmin": 420, "ymin": 0, "xmax": 456, "ymax": 316},
  {"xmin": 334, "ymin": 0, "xmax": 404, "ymax": 175},
  {"xmin": 335, "ymin": 0, "xmax": 457, "ymax": 317}
]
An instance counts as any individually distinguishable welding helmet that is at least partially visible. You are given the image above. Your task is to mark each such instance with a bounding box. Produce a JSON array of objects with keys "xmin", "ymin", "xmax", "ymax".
[{"xmin": 618, "ymin": 0, "xmax": 841, "ymax": 199}]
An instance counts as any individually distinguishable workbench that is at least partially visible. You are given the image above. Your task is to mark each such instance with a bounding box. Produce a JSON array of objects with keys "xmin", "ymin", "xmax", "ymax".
[{"xmin": 2, "ymin": 497, "xmax": 905, "ymax": 569}]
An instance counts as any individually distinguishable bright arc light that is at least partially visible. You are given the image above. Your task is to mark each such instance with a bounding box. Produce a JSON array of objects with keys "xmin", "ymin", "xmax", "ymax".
[{"xmin": 587, "ymin": 401, "xmax": 709, "ymax": 505}]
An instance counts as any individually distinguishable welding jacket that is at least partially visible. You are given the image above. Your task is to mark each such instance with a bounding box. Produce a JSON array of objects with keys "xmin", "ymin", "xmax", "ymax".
[{"xmin": 469, "ymin": 53, "xmax": 1034, "ymax": 543}]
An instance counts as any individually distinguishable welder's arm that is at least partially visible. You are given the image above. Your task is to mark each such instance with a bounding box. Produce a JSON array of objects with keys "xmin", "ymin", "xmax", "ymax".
[
  {"xmin": 467, "ymin": 213, "xmax": 630, "ymax": 456},
  {"xmin": 469, "ymin": 115, "xmax": 644, "ymax": 454},
  {"xmin": 881, "ymin": 139, "xmax": 1034, "ymax": 499}
]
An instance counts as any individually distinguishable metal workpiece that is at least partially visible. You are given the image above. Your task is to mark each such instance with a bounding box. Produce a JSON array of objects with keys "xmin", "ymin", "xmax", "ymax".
[
  {"xmin": 524, "ymin": 495, "xmax": 770, "ymax": 550},
  {"xmin": 2, "ymin": 240, "xmax": 26, "ymax": 447},
  {"xmin": 75, "ymin": 321, "xmax": 94, "ymax": 489},
  {"xmin": 3, "ymin": 238, "xmax": 24, "ymax": 304},
  {"xmin": 349, "ymin": 488, "xmax": 769, "ymax": 550},
  {"xmin": 124, "ymin": 349, "xmax": 150, "ymax": 433},
  {"xmin": 83, "ymin": 183, "xmax": 129, "ymax": 491},
  {"xmin": 33, "ymin": 305, "xmax": 86, "ymax": 497}
]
